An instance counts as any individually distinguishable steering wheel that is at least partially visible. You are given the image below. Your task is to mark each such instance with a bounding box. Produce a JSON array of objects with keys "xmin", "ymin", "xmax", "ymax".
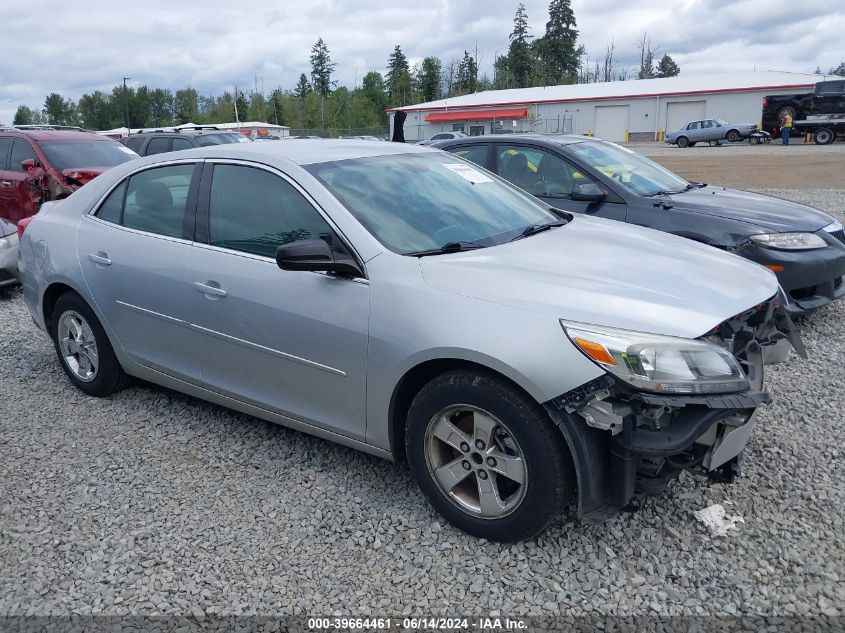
[{"xmin": 611, "ymin": 172, "xmax": 625, "ymax": 183}]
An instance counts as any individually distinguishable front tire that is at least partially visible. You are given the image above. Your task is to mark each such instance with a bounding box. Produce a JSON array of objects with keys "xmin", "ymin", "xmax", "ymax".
[
  {"xmin": 405, "ymin": 370, "xmax": 575, "ymax": 541},
  {"xmin": 51, "ymin": 291, "xmax": 128, "ymax": 397},
  {"xmin": 676, "ymin": 136, "xmax": 689, "ymax": 148},
  {"xmin": 726, "ymin": 129, "xmax": 741, "ymax": 142}
]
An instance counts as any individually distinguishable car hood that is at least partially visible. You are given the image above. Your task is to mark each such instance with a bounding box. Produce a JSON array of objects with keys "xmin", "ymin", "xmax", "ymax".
[
  {"xmin": 59, "ymin": 168, "xmax": 107, "ymax": 187},
  {"xmin": 419, "ymin": 216, "xmax": 778, "ymax": 339},
  {"xmin": 668, "ymin": 186, "xmax": 833, "ymax": 232}
]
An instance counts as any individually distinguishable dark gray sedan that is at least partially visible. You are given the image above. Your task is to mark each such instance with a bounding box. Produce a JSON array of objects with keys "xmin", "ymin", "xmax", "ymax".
[{"xmin": 434, "ymin": 134, "xmax": 845, "ymax": 314}]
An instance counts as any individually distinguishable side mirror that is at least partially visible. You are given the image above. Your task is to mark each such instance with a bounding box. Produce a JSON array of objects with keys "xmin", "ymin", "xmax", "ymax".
[
  {"xmin": 21, "ymin": 158, "xmax": 40, "ymax": 171},
  {"xmin": 276, "ymin": 239, "xmax": 362, "ymax": 277},
  {"xmin": 571, "ymin": 182, "xmax": 606, "ymax": 202}
]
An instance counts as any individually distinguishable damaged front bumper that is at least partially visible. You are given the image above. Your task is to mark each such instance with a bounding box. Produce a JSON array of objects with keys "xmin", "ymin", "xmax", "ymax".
[{"xmin": 545, "ymin": 297, "xmax": 805, "ymax": 523}]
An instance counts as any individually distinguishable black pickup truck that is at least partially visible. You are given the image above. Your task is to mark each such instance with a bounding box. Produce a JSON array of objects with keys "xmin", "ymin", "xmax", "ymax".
[{"xmin": 762, "ymin": 79, "xmax": 845, "ymax": 134}]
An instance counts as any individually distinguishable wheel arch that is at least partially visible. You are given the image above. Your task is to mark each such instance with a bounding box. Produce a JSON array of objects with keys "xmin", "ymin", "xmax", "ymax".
[
  {"xmin": 42, "ymin": 281, "xmax": 83, "ymax": 333},
  {"xmin": 387, "ymin": 357, "xmax": 543, "ymax": 462}
]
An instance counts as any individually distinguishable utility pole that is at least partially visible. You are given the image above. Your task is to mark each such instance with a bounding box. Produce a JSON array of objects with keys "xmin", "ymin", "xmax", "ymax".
[{"xmin": 123, "ymin": 77, "xmax": 131, "ymax": 130}]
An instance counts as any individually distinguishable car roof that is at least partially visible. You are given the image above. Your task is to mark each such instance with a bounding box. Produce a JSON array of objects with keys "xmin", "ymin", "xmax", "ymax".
[
  {"xmin": 128, "ymin": 129, "xmax": 242, "ymax": 136},
  {"xmin": 159, "ymin": 138, "xmax": 435, "ymax": 166},
  {"xmin": 0, "ymin": 129, "xmax": 115, "ymax": 142},
  {"xmin": 432, "ymin": 134, "xmax": 597, "ymax": 148}
]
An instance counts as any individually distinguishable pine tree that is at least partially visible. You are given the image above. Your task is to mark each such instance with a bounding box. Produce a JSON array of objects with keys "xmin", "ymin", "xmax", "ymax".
[
  {"xmin": 295, "ymin": 74, "xmax": 311, "ymax": 100},
  {"xmin": 386, "ymin": 45, "xmax": 412, "ymax": 106},
  {"xmin": 310, "ymin": 38, "xmax": 336, "ymax": 98},
  {"xmin": 455, "ymin": 51, "xmax": 479, "ymax": 94},
  {"xmin": 535, "ymin": 0, "xmax": 581, "ymax": 85},
  {"xmin": 507, "ymin": 4, "xmax": 535, "ymax": 88},
  {"xmin": 416, "ymin": 57, "xmax": 442, "ymax": 102},
  {"xmin": 655, "ymin": 54, "xmax": 680, "ymax": 78}
]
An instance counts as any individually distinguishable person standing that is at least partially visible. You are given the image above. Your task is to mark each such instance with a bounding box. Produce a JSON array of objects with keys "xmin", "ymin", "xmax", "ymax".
[{"xmin": 781, "ymin": 112, "xmax": 793, "ymax": 145}]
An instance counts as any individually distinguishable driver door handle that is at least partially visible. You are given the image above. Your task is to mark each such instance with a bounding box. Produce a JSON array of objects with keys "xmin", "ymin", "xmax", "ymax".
[
  {"xmin": 1, "ymin": 181, "xmax": 12, "ymax": 188},
  {"xmin": 194, "ymin": 281, "xmax": 227, "ymax": 298}
]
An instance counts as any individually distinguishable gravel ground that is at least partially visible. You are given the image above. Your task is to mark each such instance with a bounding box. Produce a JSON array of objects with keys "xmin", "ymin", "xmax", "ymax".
[
  {"xmin": 636, "ymin": 142, "xmax": 845, "ymax": 190},
  {"xmin": 1, "ymin": 189, "xmax": 843, "ymax": 621}
]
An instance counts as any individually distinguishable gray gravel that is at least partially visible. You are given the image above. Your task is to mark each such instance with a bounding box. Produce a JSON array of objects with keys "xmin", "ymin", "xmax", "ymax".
[{"xmin": 1, "ymin": 189, "xmax": 843, "ymax": 619}]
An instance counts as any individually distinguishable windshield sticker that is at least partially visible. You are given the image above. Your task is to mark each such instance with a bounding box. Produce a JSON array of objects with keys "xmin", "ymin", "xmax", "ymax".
[{"xmin": 443, "ymin": 163, "xmax": 493, "ymax": 184}]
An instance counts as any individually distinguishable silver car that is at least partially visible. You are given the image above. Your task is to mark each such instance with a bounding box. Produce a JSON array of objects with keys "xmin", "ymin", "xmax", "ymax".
[
  {"xmin": 0, "ymin": 218, "xmax": 20, "ymax": 288},
  {"xmin": 666, "ymin": 118, "xmax": 759, "ymax": 147},
  {"xmin": 18, "ymin": 141, "xmax": 798, "ymax": 540}
]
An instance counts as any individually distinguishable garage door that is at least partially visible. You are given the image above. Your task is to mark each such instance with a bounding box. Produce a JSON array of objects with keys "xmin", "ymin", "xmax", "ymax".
[
  {"xmin": 666, "ymin": 101, "xmax": 706, "ymax": 134},
  {"xmin": 594, "ymin": 105, "xmax": 629, "ymax": 141}
]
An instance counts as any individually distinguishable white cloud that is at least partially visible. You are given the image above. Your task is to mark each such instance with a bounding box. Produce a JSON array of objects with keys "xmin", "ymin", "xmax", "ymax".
[{"xmin": 1, "ymin": 0, "xmax": 842, "ymax": 124}]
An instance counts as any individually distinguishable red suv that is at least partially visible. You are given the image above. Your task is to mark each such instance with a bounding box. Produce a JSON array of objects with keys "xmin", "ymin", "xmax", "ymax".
[{"xmin": 0, "ymin": 126, "xmax": 138, "ymax": 287}]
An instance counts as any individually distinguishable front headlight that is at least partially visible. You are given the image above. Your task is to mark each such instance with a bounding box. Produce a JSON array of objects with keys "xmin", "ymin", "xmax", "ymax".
[
  {"xmin": 561, "ymin": 320, "xmax": 749, "ymax": 395},
  {"xmin": 749, "ymin": 232, "xmax": 826, "ymax": 250}
]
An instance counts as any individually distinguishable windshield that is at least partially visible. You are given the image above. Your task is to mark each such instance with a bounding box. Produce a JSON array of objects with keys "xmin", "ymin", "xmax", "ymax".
[
  {"xmin": 36, "ymin": 140, "xmax": 137, "ymax": 171},
  {"xmin": 196, "ymin": 133, "xmax": 252, "ymax": 146},
  {"xmin": 307, "ymin": 153, "xmax": 558, "ymax": 254},
  {"xmin": 566, "ymin": 140, "xmax": 689, "ymax": 197},
  {"xmin": 713, "ymin": 118, "xmax": 728, "ymax": 126}
]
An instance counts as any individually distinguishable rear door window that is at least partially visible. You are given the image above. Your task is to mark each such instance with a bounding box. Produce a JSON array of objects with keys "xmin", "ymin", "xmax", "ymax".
[
  {"xmin": 9, "ymin": 139, "xmax": 38, "ymax": 172},
  {"xmin": 124, "ymin": 136, "xmax": 145, "ymax": 153},
  {"xmin": 145, "ymin": 137, "xmax": 172, "ymax": 155},
  {"xmin": 122, "ymin": 164, "xmax": 196, "ymax": 238},
  {"xmin": 95, "ymin": 182, "xmax": 127, "ymax": 224},
  {"xmin": 172, "ymin": 137, "xmax": 193, "ymax": 151}
]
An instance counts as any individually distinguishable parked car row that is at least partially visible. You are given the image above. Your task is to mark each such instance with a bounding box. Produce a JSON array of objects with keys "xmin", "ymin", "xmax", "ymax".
[
  {"xmin": 6, "ymin": 132, "xmax": 843, "ymax": 541},
  {"xmin": 120, "ymin": 126, "xmax": 252, "ymax": 156}
]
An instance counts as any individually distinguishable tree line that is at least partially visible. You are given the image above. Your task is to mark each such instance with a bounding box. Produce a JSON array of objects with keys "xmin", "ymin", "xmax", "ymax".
[{"xmin": 31, "ymin": 0, "xmax": 842, "ymax": 132}]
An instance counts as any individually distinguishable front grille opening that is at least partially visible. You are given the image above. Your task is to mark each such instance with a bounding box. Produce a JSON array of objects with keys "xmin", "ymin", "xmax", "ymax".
[{"xmin": 790, "ymin": 285, "xmax": 818, "ymax": 300}]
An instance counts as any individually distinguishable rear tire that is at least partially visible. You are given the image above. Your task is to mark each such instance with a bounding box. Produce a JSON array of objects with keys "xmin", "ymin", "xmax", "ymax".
[
  {"xmin": 405, "ymin": 369, "xmax": 575, "ymax": 541},
  {"xmin": 676, "ymin": 136, "xmax": 689, "ymax": 148},
  {"xmin": 51, "ymin": 291, "xmax": 128, "ymax": 397},
  {"xmin": 814, "ymin": 128, "xmax": 835, "ymax": 145}
]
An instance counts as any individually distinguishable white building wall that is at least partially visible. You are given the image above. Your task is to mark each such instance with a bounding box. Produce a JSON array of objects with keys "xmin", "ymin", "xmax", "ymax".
[{"xmin": 393, "ymin": 86, "xmax": 814, "ymax": 142}]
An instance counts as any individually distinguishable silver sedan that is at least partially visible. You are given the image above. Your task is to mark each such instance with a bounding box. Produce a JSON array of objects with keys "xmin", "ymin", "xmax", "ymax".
[
  {"xmin": 0, "ymin": 218, "xmax": 20, "ymax": 289},
  {"xmin": 666, "ymin": 118, "xmax": 760, "ymax": 147},
  {"xmin": 18, "ymin": 140, "xmax": 793, "ymax": 540}
]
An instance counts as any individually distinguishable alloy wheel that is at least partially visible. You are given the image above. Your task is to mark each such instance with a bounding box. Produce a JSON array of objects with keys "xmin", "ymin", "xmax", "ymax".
[
  {"xmin": 57, "ymin": 310, "xmax": 99, "ymax": 383},
  {"xmin": 424, "ymin": 405, "xmax": 527, "ymax": 519}
]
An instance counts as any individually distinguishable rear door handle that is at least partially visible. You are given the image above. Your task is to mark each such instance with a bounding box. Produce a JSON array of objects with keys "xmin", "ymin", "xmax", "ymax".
[
  {"xmin": 88, "ymin": 252, "xmax": 112, "ymax": 266},
  {"xmin": 1, "ymin": 181, "xmax": 12, "ymax": 188},
  {"xmin": 194, "ymin": 281, "xmax": 227, "ymax": 298}
]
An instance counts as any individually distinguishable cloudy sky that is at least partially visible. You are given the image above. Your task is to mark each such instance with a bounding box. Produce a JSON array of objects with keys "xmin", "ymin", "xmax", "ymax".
[{"xmin": 1, "ymin": 0, "xmax": 843, "ymax": 124}]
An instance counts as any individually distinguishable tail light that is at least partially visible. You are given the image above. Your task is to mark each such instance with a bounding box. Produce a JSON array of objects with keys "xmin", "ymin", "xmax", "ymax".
[
  {"xmin": 763, "ymin": 96, "xmax": 769, "ymax": 108},
  {"xmin": 17, "ymin": 217, "xmax": 33, "ymax": 239}
]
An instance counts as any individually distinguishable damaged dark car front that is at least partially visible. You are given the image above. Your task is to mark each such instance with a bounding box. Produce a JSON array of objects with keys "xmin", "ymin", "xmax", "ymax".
[{"xmin": 548, "ymin": 297, "xmax": 804, "ymax": 522}]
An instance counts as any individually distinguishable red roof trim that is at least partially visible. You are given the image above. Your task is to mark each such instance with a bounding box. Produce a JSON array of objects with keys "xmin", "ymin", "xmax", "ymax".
[
  {"xmin": 387, "ymin": 83, "xmax": 816, "ymax": 113},
  {"xmin": 425, "ymin": 108, "xmax": 528, "ymax": 122}
]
